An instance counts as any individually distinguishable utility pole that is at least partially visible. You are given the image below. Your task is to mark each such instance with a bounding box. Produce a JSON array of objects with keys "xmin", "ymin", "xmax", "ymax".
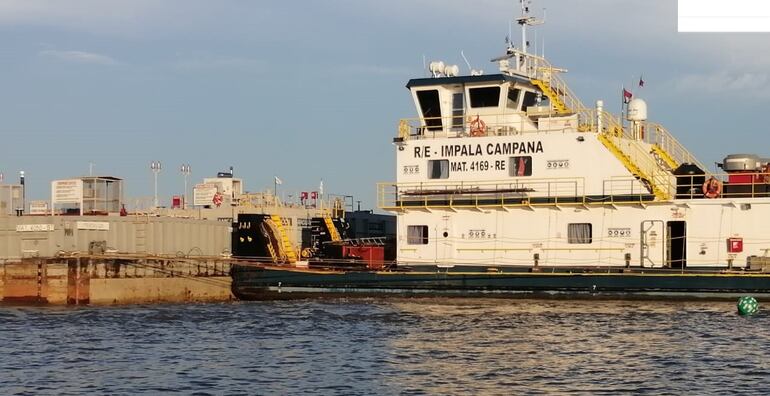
[
  {"xmin": 150, "ymin": 161, "xmax": 162, "ymax": 208},
  {"xmin": 180, "ymin": 164, "xmax": 191, "ymax": 210}
]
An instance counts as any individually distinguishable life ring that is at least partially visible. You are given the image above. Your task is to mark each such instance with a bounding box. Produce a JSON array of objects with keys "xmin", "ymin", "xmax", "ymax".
[
  {"xmin": 469, "ymin": 116, "xmax": 486, "ymax": 137},
  {"xmin": 702, "ymin": 177, "xmax": 722, "ymax": 199}
]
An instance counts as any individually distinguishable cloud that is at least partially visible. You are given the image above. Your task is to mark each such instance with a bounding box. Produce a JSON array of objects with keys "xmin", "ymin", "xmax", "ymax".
[
  {"xmin": 38, "ymin": 50, "xmax": 119, "ymax": 65},
  {"xmin": 672, "ymin": 71, "xmax": 770, "ymax": 98}
]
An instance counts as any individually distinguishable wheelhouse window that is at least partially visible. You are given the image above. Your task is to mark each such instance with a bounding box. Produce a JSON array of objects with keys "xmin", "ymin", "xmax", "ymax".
[
  {"xmin": 509, "ymin": 156, "xmax": 532, "ymax": 177},
  {"xmin": 521, "ymin": 91, "xmax": 538, "ymax": 109},
  {"xmin": 469, "ymin": 86, "xmax": 501, "ymax": 108},
  {"xmin": 428, "ymin": 160, "xmax": 449, "ymax": 179},
  {"xmin": 417, "ymin": 90, "xmax": 443, "ymax": 131},
  {"xmin": 507, "ymin": 88, "xmax": 521, "ymax": 110},
  {"xmin": 407, "ymin": 225, "xmax": 429, "ymax": 245},
  {"xmin": 451, "ymin": 92, "xmax": 464, "ymax": 130},
  {"xmin": 568, "ymin": 223, "xmax": 593, "ymax": 244}
]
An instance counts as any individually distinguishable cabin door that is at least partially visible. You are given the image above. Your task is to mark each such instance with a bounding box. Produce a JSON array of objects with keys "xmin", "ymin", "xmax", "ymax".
[
  {"xmin": 436, "ymin": 215, "xmax": 453, "ymax": 265},
  {"xmin": 666, "ymin": 221, "xmax": 687, "ymax": 269},
  {"xmin": 640, "ymin": 220, "xmax": 665, "ymax": 268}
]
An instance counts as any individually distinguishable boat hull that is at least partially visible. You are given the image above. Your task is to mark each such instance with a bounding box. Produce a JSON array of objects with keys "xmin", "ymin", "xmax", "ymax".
[{"xmin": 231, "ymin": 264, "xmax": 770, "ymax": 300}]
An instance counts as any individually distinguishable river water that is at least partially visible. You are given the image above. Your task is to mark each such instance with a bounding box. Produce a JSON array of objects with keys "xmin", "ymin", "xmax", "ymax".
[{"xmin": 1, "ymin": 298, "xmax": 769, "ymax": 395}]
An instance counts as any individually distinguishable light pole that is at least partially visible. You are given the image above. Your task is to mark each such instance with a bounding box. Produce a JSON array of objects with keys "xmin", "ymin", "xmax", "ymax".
[
  {"xmin": 19, "ymin": 171, "xmax": 25, "ymax": 215},
  {"xmin": 180, "ymin": 164, "xmax": 191, "ymax": 210},
  {"xmin": 150, "ymin": 161, "xmax": 162, "ymax": 208}
]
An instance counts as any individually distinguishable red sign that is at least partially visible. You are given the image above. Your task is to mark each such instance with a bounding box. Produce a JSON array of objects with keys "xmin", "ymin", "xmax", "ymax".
[
  {"xmin": 311, "ymin": 191, "xmax": 318, "ymax": 200},
  {"xmin": 728, "ymin": 238, "xmax": 743, "ymax": 253},
  {"xmin": 212, "ymin": 192, "xmax": 223, "ymax": 207}
]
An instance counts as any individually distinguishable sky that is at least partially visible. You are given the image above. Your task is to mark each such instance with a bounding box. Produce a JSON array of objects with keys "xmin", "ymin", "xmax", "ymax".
[{"xmin": 0, "ymin": 0, "xmax": 769, "ymax": 211}]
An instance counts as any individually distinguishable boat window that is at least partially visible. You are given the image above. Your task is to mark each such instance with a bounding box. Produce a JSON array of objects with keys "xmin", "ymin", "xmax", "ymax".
[
  {"xmin": 417, "ymin": 90, "xmax": 443, "ymax": 131},
  {"xmin": 507, "ymin": 88, "xmax": 521, "ymax": 110},
  {"xmin": 451, "ymin": 92, "xmax": 464, "ymax": 130},
  {"xmin": 469, "ymin": 87, "xmax": 501, "ymax": 108},
  {"xmin": 521, "ymin": 91, "xmax": 538, "ymax": 109},
  {"xmin": 428, "ymin": 160, "xmax": 449, "ymax": 179},
  {"xmin": 407, "ymin": 225, "xmax": 429, "ymax": 245},
  {"xmin": 568, "ymin": 223, "xmax": 593, "ymax": 244},
  {"xmin": 509, "ymin": 156, "xmax": 532, "ymax": 177}
]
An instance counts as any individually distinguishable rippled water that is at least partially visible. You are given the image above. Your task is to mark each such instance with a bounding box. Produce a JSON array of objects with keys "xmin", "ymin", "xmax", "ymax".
[{"xmin": 1, "ymin": 298, "xmax": 769, "ymax": 395}]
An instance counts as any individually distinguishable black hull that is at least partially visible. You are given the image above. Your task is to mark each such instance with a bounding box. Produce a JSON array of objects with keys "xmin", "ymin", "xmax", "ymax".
[{"xmin": 231, "ymin": 264, "xmax": 770, "ymax": 300}]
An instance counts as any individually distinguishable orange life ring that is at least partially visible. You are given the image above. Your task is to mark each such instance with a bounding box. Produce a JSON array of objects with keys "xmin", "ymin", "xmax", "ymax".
[
  {"xmin": 702, "ymin": 177, "xmax": 722, "ymax": 199},
  {"xmin": 469, "ymin": 116, "xmax": 486, "ymax": 137}
]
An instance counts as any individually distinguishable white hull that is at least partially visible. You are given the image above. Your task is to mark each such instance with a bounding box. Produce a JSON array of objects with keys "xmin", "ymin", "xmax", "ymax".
[{"xmin": 395, "ymin": 198, "xmax": 767, "ymax": 269}]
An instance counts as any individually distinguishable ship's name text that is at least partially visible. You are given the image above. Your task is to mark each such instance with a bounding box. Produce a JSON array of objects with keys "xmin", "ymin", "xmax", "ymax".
[{"xmin": 413, "ymin": 141, "xmax": 544, "ymax": 158}]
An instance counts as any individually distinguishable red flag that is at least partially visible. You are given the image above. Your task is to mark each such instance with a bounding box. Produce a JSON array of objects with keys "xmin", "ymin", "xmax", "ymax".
[
  {"xmin": 517, "ymin": 156, "xmax": 528, "ymax": 176},
  {"xmin": 623, "ymin": 88, "xmax": 633, "ymax": 104}
]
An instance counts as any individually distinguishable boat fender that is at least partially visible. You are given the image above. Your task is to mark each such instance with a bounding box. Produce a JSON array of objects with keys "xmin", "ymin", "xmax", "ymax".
[
  {"xmin": 702, "ymin": 177, "xmax": 722, "ymax": 199},
  {"xmin": 470, "ymin": 116, "xmax": 486, "ymax": 137}
]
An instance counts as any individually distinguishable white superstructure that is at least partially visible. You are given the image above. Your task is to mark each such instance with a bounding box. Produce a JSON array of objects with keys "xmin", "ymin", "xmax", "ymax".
[{"xmin": 379, "ymin": 2, "xmax": 770, "ymax": 270}]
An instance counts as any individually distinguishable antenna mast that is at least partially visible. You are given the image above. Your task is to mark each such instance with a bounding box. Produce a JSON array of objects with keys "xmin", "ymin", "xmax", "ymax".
[{"xmin": 516, "ymin": 0, "xmax": 544, "ymax": 55}]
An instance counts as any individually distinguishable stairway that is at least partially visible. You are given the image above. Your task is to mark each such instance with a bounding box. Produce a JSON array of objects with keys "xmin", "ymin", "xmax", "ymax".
[
  {"xmin": 323, "ymin": 215, "xmax": 342, "ymax": 242},
  {"xmin": 265, "ymin": 239, "xmax": 279, "ymax": 263},
  {"xmin": 645, "ymin": 123, "xmax": 709, "ymax": 175},
  {"xmin": 526, "ymin": 58, "xmax": 586, "ymax": 116},
  {"xmin": 531, "ymin": 79, "xmax": 569, "ymax": 114},
  {"xmin": 650, "ymin": 145, "xmax": 677, "ymax": 171},
  {"xmin": 269, "ymin": 215, "xmax": 297, "ymax": 263},
  {"xmin": 598, "ymin": 133, "xmax": 672, "ymax": 201}
]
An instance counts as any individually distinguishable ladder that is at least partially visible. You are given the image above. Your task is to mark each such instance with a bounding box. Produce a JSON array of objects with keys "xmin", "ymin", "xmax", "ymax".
[
  {"xmin": 269, "ymin": 215, "xmax": 297, "ymax": 263},
  {"xmin": 323, "ymin": 215, "xmax": 341, "ymax": 242}
]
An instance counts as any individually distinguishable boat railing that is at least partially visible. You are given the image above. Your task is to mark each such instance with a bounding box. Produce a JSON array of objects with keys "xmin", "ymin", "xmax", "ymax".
[
  {"xmin": 397, "ymin": 112, "xmax": 586, "ymax": 142},
  {"xmin": 643, "ymin": 122, "xmax": 708, "ymax": 173},
  {"xmin": 378, "ymin": 177, "xmax": 671, "ymax": 210},
  {"xmin": 379, "ymin": 173, "xmax": 770, "ymax": 211},
  {"xmin": 394, "ymin": 108, "xmax": 661, "ymax": 142},
  {"xmin": 598, "ymin": 130, "xmax": 676, "ymax": 200},
  {"xmin": 603, "ymin": 177, "xmax": 651, "ymax": 197},
  {"xmin": 673, "ymin": 172, "xmax": 770, "ymax": 199}
]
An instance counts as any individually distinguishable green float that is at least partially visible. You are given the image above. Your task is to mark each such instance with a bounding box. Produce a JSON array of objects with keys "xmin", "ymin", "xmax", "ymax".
[{"xmin": 737, "ymin": 296, "xmax": 759, "ymax": 316}]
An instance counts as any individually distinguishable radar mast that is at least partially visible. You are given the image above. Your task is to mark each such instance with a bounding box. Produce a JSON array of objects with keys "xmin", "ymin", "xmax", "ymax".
[{"xmin": 516, "ymin": 0, "xmax": 544, "ymax": 55}]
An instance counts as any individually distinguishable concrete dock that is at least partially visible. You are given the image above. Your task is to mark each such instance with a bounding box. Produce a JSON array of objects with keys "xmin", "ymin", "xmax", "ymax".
[
  {"xmin": 1, "ymin": 255, "xmax": 234, "ymax": 305},
  {"xmin": 1, "ymin": 215, "xmax": 235, "ymax": 305}
]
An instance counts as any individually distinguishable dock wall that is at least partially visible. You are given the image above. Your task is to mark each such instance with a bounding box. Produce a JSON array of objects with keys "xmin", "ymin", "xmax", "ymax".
[{"xmin": 1, "ymin": 256, "xmax": 233, "ymax": 305}]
